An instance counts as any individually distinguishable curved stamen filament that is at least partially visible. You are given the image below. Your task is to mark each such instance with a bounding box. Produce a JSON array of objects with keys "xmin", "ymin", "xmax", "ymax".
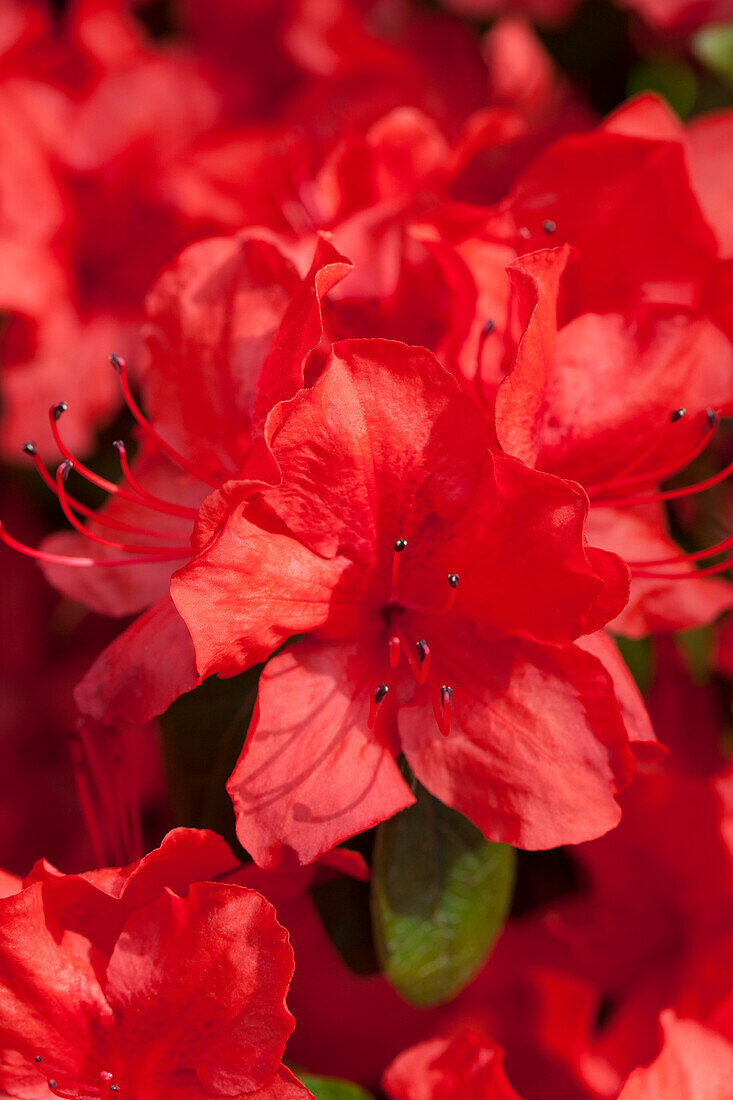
[
  {"xmin": 55, "ymin": 464, "xmax": 192, "ymax": 556},
  {"xmin": 0, "ymin": 520, "xmax": 190, "ymax": 567},
  {"xmin": 590, "ymin": 410, "xmax": 719, "ymax": 501},
  {"xmin": 24, "ymin": 443, "xmax": 181, "ymax": 539},
  {"xmin": 432, "ymin": 684, "xmax": 453, "ymax": 737},
  {"xmin": 597, "ymin": 454, "xmax": 733, "ymax": 510},
  {"xmin": 391, "ymin": 539, "xmax": 407, "ymax": 601},
  {"xmin": 389, "ymin": 636, "xmax": 400, "ymax": 669},
  {"xmin": 113, "ymin": 441, "xmax": 198, "ymax": 520},
  {"xmin": 111, "ymin": 355, "xmax": 220, "ymax": 489},
  {"xmin": 632, "ymin": 553, "xmax": 733, "ymax": 580},
  {"xmin": 368, "ymin": 683, "xmax": 389, "ymax": 730},
  {"xmin": 49, "ymin": 405, "xmax": 197, "ymax": 520},
  {"xmin": 401, "ymin": 573, "xmax": 461, "ymax": 617},
  {"xmin": 585, "ymin": 408, "xmax": 689, "ymax": 496},
  {"xmin": 627, "ymin": 529, "xmax": 733, "ymax": 568},
  {"xmin": 393, "ymin": 625, "xmax": 431, "ymax": 685}
]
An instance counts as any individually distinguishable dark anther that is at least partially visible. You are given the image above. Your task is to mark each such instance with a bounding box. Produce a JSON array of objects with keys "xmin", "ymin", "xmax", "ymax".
[
  {"xmin": 482, "ymin": 319, "xmax": 495, "ymax": 337},
  {"xmin": 447, "ymin": 573, "xmax": 460, "ymax": 589},
  {"xmin": 542, "ymin": 219, "xmax": 557, "ymax": 233},
  {"xmin": 707, "ymin": 408, "xmax": 719, "ymax": 427},
  {"xmin": 394, "ymin": 538, "xmax": 407, "ymax": 553},
  {"xmin": 113, "ymin": 439, "xmax": 124, "ymax": 452},
  {"xmin": 22, "ymin": 441, "xmax": 37, "ymax": 455},
  {"xmin": 441, "ymin": 685, "xmax": 453, "ymax": 707},
  {"xmin": 416, "ymin": 639, "xmax": 428, "ymax": 663},
  {"xmin": 60, "ymin": 460, "xmax": 72, "ymax": 481},
  {"xmin": 110, "ymin": 1087, "xmax": 120, "ymax": 1093},
  {"xmin": 670, "ymin": 407, "xmax": 686, "ymax": 423},
  {"xmin": 51, "ymin": 402, "xmax": 67, "ymax": 421},
  {"xmin": 48, "ymin": 1082, "xmax": 57, "ymax": 1091},
  {"xmin": 109, "ymin": 353, "xmax": 123, "ymax": 373},
  {"xmin": 34, "ymin": 1056, "xmax": 42, "ymax": 1064},
  {"xmin": 374, "ymin": 683, "xmax": 389, "ymax": 704}
]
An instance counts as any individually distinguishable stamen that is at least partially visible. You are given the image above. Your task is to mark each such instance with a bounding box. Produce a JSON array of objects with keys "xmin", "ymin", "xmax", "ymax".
[
  {"xmin": 389, "ymin": 636, "xmax": 400, "ymax": 669},
  {"xmin": 542, "ymin": 219, "xmax": 557, "ymax": 234},
  {"xmin": 113, "ymin": 441, "xmax": 199, "ymax": 520},
  {"xmin": 391, "ymin": 538, "xmax": 407, "ymax": 601},
  {"xmin": 443, "ymin": 573, "xmax": 460, "ymax": 613},
  {"xmin": 602, "ymin": 452, "xmax": 733, "ymax": 510},
  {"xmin": 111, "ymin": 354, "xmax": 220, "ymax": 488},
  {"xmin": 35, "ymin": 1056, "xmax": 42, "ymax": 1064},
  {"xmin": 392, "ymin": 624, "xmax": 425, "ymax": 684},
  {"xmin": 23, "ymin": 443, "xmax": 180, "ymax": 538},
  {"xmin": 368, "ymin": 683, "xmax": 389, "ymax": 730},
  {"xmin": 49, "ymin": 403, "xmax": 199, "ymax": 521},
  {"xmin": 627, "ymin": 528, "xmax": 733, "ymax": 569},
  {"xmin": 585, "ymin": 407, "xmax": 691, "ymax": 496},
  {"xmin": 632, "ymin": 553, "xmax": 733, "ymax": 580},
  {"xmin": 439, "ymin": 685, "xmax": 453, "ymax": 737},
  {"xmin": 590, "ymin": 409, "xmax": 720, "ymax": 503},
  {"xmin": 0, "ymin": 519, "xmax": 190, "ymax": 567},
  {"xmin": 415, "ymin": 639, "xmax": 431, "ymax": 686},
  {"xmin": 54, "ymin": 463, "xmax": 191, "ymax": 556}
]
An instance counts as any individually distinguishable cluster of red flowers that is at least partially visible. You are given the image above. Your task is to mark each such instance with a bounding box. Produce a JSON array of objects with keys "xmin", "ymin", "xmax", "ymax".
[{"xmin": 2, "ymin": 1, "xmax": 733, "ymax": 1098}]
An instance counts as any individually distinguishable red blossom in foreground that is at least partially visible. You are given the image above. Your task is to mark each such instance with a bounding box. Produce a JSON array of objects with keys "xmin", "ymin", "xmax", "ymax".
[
  {"xmin": 0, "ymin": 828, "xmax": 309, "ymax": 1100},
  {"xmin": 170, "ymin": 337, "xmax": 650, "ymax": 866},
  {"xmin": 2, "ymin": 231, "xmax": 349, "ymax": 730}
]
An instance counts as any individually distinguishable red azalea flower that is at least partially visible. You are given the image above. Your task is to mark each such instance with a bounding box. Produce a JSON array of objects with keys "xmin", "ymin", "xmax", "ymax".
[
  {"xmin": 494, "ymin": 243, "xmax": 733, "ymax": 636},
  {"xmin": 438, "ymin": 0, "xmax": 580, "ymax": 26},
  {"xmin": 170, "ymin": 336, "xmax": 643, "ymax": 866},
  {"xmin": 618, "ymin": 1013, "xmax": 733, "ymax": 1100},
  {"xmin": 383, "ymin": 1030, "xmax": 522, "ymax": 1100},
  {"xmin": 522, "ymin": 760, "xmax": 733, "ymax": 1094},
  {"xmin": 619, "ymin": 0, "xmax": 733, "ymax": 34},
  {"xmin": 0, "ymin": 828, "xmax": 308, "ymax": 1100},
  {"xmin": 1, "ymin": 231, "xmax": 349, "ymax": 729},
  {"xmin": 418, "ymin": 96, "xmax": 733, "ymax": 636}
]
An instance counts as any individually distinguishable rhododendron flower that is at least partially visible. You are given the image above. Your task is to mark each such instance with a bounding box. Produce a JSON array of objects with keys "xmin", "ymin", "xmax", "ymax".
[
  {"xmin": 514, "ymin": 761, "xmax": 733, "ymax": 1094},
  {"xmin": 0, "ymin": 832, "xmax": 309, "ymax": 1100},
  {"xmin": 170, "ymin": 337, "xmax": 647, "ymax": 865},
  {"xmin": 383, "ymin": 1030, "xmax": 522, "ymax": 1100},
  {"xmin": 1, "ymin": 231, "xmax": 349, "ymax": 728},
  {"xmin": 420, "ymin": 96, "xmax": 733, "ymax": 635},
  {"xmin": 618, "ymin": 1013, "xmax": 733, "ymax": 1100},
  {"xmin": 380, "ymin": 1014, "xmax": 733, "ymax": 1100},
  {"xmin": 620, "ymin": 0, "xmax": 733, "ymax": 33},
  {"xmin": 438, "ymin": 0, "xmax": 580, "ymax": 25}
]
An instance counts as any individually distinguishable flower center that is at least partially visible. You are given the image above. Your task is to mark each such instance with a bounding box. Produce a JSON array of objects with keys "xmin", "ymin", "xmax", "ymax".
[
  {"xmin": 368, "ymin": 538, "xmax": 459, "ymax": 737},
  {"xmin": 32, "ymin": 1055, "xmax": 122, "ymax": 1098}
]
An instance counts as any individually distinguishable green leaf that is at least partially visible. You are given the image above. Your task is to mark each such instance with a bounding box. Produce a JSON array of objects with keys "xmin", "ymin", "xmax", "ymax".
[
  {"xmin": 310, "ymin": 873, "xmax": 379, "ymax": 975},
  {"xmin": 693, "ymin": 21, "xmax": 733, "ymax": 87},
  {"xmin": 296, "ymin": 1072, "xmax": 375, "ymax": 1099},
  {"xmin": 615, "ymin": 635, "xmax": 653, "ymax": 693},
  {"xmin": 370, "ymin": 780, "xmax": 516, "ymax": 1007},
  {"xmin": 626, "ymin": 63, "xmax": 697, "ymax": 119},
  {"xmin": 159, "ymin": 665, "xmax": 262, "ymax": 852}
]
